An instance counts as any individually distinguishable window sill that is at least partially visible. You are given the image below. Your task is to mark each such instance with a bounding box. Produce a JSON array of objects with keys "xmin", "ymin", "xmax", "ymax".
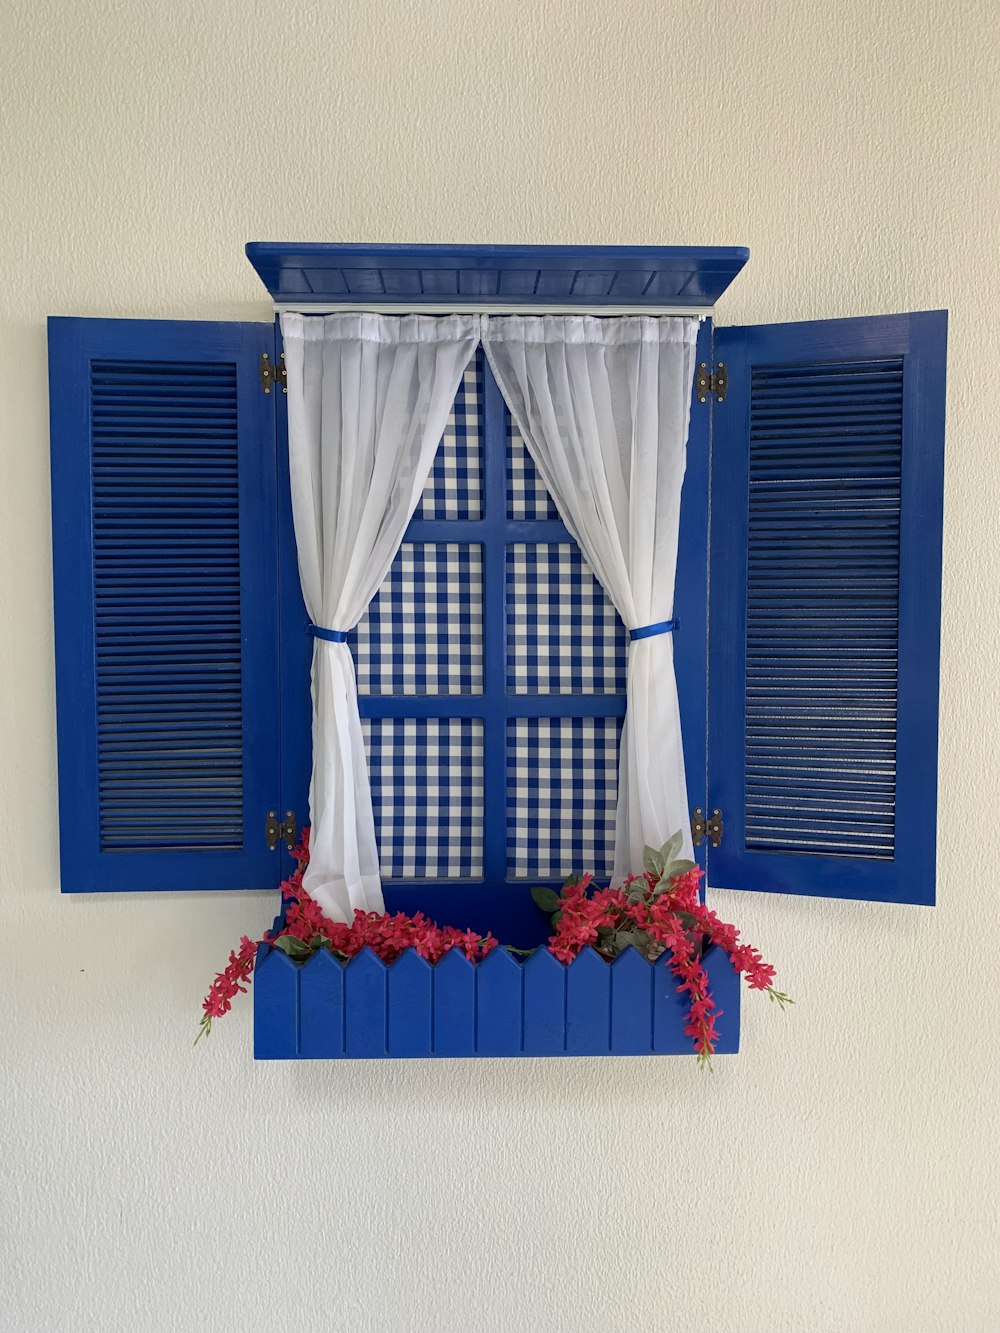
[{"xmin": 253, "ymin": 938, "xmax": 741, "ymax": 1060}]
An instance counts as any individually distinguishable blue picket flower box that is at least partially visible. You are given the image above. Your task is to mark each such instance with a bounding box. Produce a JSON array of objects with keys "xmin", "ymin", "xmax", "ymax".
[{"xmin": 253, "ymin": 938, "xmax": 740, "ymax": 1060}]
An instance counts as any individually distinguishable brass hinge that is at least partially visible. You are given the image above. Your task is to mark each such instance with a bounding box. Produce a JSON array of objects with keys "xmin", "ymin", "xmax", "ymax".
[
  {"xmin": 259, "ymin": 352, "xmax": 287, "ymax": 395},
  {"xmin": 691, "ymin": 807, "xmax": 724, "ymax": 848},
  {"xmin": 265, "ymin": 810, "xmax": 297, "ymax": 852},
  {"xmin": 695, "ymin": 361, "xmax": 727, "ymax": 404}
]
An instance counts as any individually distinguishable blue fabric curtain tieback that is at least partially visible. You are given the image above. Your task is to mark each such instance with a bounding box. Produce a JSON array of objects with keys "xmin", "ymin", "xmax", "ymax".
[
  {"xmin": 309, "ymin": 624, "xmax": 349, "ymax": 643},
  {"xmin": 629, "ymin": 618, "xmax": 679, "ymax": 641}
]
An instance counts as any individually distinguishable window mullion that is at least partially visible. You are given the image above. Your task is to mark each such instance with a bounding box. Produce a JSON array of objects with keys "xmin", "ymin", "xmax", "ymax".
[{"xmin": 481, "ymin": 363, "xmax": 510, "ymax": 887}]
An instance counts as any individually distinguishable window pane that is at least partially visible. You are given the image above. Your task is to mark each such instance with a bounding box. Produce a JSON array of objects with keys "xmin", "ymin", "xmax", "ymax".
[
  {"xmin": 415, "ymin": 357, "xmax": 483, "ymax": 519},
  {"xmin": 506, "ymin": 717, "xmax": 621, "ymax": 879},
  {"xmin": 363, "ymin": 718, "xmax": 484, "ymax": 878},
  {"xmin": 506, "ymin": 543, "xmax": 627, "ymax": 694},
  {"xmin": 506, "ymin": 416, "xmax": 559, "ymax": 520},
  {"xmin": 352, "ymin": 543, "xmax": 483, "ymax": 695}
]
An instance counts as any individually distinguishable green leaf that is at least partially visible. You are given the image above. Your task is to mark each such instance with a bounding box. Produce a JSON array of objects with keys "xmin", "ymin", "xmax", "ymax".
[
  {"xmin": 659, "ymin": 831, "xmax": 684, "ymax": 865},
  {"xmin": 271, "ymin": 934, "xmax": 311, "ymax": 959},
  {"xmin": 614, "ymin": 928, "xmax": 651, "ymax": 953},
  {"xmin": 643, "ymin": 845, "xmax": 665, "ymax": 876},
  {"xmin": 666, "ymin": 858, "xmax": 696, "ymax": 879},
  {"xmin": 562, "ymin": 873, "xmax": 579, "ymax": 888},
  {"xmin": 531, "ymin": 886, "xmax": 561, "ymax": 913}
]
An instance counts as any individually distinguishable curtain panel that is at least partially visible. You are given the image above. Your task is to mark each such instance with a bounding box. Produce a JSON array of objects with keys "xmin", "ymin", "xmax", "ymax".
[
  {"xmin": 482, "ymin": 315, "xmax": 700, "ymax": 877},
  {"xmin": 281, "ymin": 313, "xmax": 480, "ymax": 921}
]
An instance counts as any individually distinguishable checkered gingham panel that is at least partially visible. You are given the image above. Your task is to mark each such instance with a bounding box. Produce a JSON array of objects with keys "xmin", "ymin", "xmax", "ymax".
[
  {"xmin": 506, "ymin": 544, "xmax": 627, "ymax": 694},
  {"xmin": 351, "ymin": 543, "xmax": 484, "ymax": 695},
  {"xmin": 506, "ymin": 415, "xmax": 559, "ymax": 520},
  {"xmin": 506, "ymin": 717, "xmax": 622, "ymax": 879},
  {"xmin": 362, "ymin": 718, "xmax": 485, "ymax": 878},
  {"xmin": 415, "ymin": 356, "xmax": 483, "ymax": 520}
]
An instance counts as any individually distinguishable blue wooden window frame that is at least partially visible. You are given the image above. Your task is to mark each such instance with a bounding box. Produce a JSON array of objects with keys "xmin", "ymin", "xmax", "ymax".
[
  {"xmin": 274, "ymin": 322, "xmax": 713, "ymax": 945},
  {"xmin": 365, "ymin": 356, "xmax": 628, "ymax": 877}
]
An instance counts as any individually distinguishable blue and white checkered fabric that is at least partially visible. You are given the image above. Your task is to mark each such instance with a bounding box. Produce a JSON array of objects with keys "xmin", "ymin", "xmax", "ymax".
[
  {"xmin": 506, "ymin": 717, "xmax": 622, "ymax": 879},
  {"xmin": 351, "ymin": 543, "xmax": 484, "ymax": 696},
  {"xmin": 507, "ymin": 415, "xmax": 559, "ymax": 520},
  {"xmin": 415, "ymin": 357, "xmax": 483, "ymax": 520},
  {"xmin": 362, "ymin": 718, "xmax": 485, "ymax": 878},
  {"xmin": 506, "ymin": 543, "xmax": 627, "ymax": 694},
  {"xmin": 352, "ymin": 369, "xmax": 630, "ymax": 886}
]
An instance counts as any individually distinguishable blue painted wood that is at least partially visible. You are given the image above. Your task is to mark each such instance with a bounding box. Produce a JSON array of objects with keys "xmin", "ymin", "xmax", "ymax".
[
  {"xmin": 246, "ymin": 243, "xmax": 750, "ymax": 310},
  {"xmin": 521, "ymin": 948, "xmax": 566, "ymax": 1055},
  {"xmin": 474, "ymin": 948, "xmax": 523, "ymax": 1056},
  {"xmin": 431, "ymin": 949, "xmax": 477, "ymax": 1056},
  {"xmin": 358, "ymin": 694, "xmax": 627, "ymax": 720},
  {"xmin": 253, "ymin": 945, "xmax": 299, "ymax": 1058},
  {"xmin": 565, "ymin": 948, "xmax": 612, "ymax": 1054},
  {"xmin": 273, "ymin": 318, "xmax": 312, "ymax": 878},
  {"xmin": 48, "ymin": 317, "xmax": 283, "ymax": 892},
  {"xmin": 709, "ymin": 312, "xmax": 947, "ymax": 905},
  {"xmin": 480, "ymin": 360, "xmax": 512, "ymax": 887},
  {"xmin": 610, "ymin": 948, "xmax": 654, "ymax": 1054},
  {"xmin": 298, "ymin": 950, "xmax": 345, "ymax": 1058},
  {"xmin": 384, "ymin": 883, "xmax": 550, "ymax": 951},
  {"xmin": 702, "ymin": 945, "xmax": 741, "ymax": 1055},
  {"xmin": 651, "ymin": 955, "xmax": 692, "ymax": 1055},
  {"xmin": 405, "ymin": 518, "xmax": 569, "ymax": 543},
  {"xmin": 387, "ymin": 951, "xmax": 433, "ymax": 1057},
  {"xmin": 344, "ymin": 948, "xmax": 388, "ymax": 1057},
  {"xmin": 677, "ymin": 319, "xmax": 712, "ymax": 885},
  {"xmin": 649, "ymin": 949, "xmax": 741, "ymax": 1055},
  {"xmin": 254, "ymin": 943, "xmax": 742, "ymax": 1059}
]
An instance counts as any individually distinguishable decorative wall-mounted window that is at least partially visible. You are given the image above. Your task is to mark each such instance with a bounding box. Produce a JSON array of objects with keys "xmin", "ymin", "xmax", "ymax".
[{"xmin": 47, "ymin": 244, "xmax": 947, "ymax": 1059}]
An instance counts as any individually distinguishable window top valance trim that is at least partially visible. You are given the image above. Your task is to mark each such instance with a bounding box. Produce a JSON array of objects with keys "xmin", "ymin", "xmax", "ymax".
[
  {"xmin": 246, "ymin": 241, "xmax": 749, "ymax": 313},
  {"xmin": 482, "ymin": 313, "xmax": 700, "ymax": 347},
  {"xmin": 281, "ymin": 311, "xmax": 482, "ymax": 345}
]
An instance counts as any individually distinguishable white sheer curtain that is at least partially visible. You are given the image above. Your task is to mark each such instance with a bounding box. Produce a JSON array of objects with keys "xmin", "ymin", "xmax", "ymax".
[
  {"xmin": 281, "ymin": 313, "xmax": 480, "ymax": 921},
  {"xmin": 482, "ymin": 315, "xmax": 700, "ymax": 878}
]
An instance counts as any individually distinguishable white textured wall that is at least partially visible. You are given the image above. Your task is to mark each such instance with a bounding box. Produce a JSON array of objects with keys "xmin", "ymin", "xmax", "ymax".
[{"xmin": 2, "ymin": 2, "xmax": 998, "ymax": 1330}]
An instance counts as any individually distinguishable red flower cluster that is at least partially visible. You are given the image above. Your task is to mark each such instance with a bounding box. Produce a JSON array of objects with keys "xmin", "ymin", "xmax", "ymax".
[
  {"xmin": 197, "ymin": 830, "xmax": 496, "ymax": 1041},
  {"xmin": 274, "ymin": 830, "xmax": 498, "ymax": 965},
  {"xmin": 196, "ymin": 934, "xmax": 257, "ymax": 1042},
  {"xmin": 544, "ymin": 861, "xmax": 787, "ymax": 1063}
]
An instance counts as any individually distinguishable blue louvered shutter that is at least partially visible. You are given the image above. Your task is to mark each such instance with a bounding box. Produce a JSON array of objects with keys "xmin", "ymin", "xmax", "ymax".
[
  {"xmin": 48, "ymin": 317, "xmax": 284, "ymax": 892},
  {"xmin": 708, "ymin": 312, "xmax": 946, "ymax": 905}
]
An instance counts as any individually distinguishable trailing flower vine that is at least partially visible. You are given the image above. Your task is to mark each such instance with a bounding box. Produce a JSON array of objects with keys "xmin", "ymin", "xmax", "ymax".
[
  {"xmin": 532, "ymin": 832, "xmax": 792, "ymax": 1065},
  {"xmin": 198, "ymin": 828, "xmax": 790, "ymax": 1064}
]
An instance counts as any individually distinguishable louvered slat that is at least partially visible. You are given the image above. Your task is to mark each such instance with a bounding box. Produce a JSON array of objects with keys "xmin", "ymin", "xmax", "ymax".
[
  {"xmin": 91, "ymin": 359, "xmax": 245, "ymax": 851},
  {"xmin": 744, "ymin": 357, "xmax": 903, "ymax": 859}
]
